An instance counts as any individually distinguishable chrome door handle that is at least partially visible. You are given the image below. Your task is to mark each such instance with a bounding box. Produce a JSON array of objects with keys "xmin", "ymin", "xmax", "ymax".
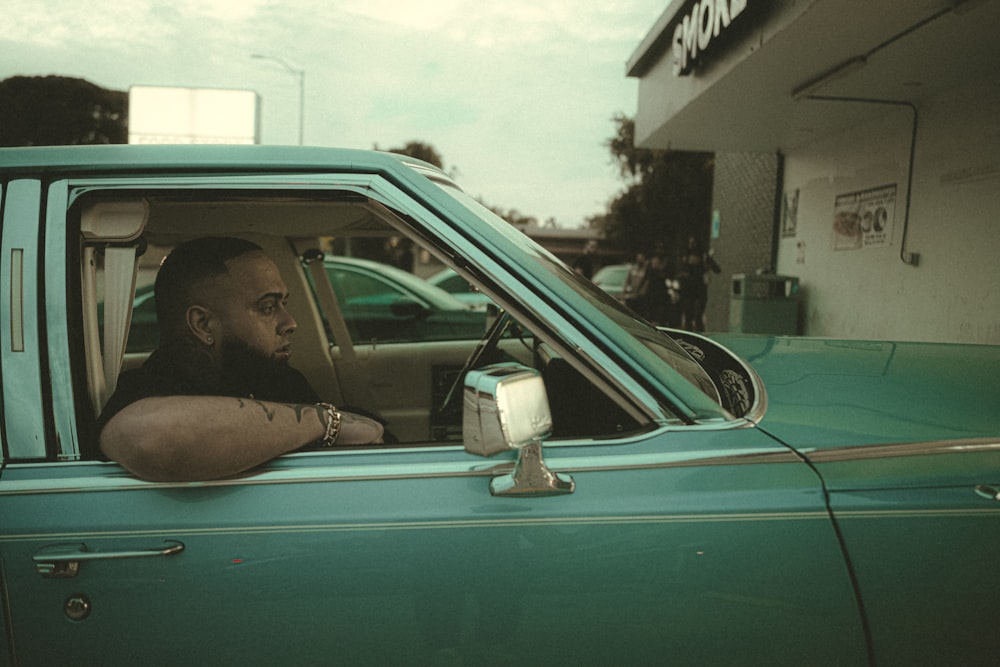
[
  {"xmin": 34, "ymin": 540, "xmax": 185, "ymax": 578},
  {"xmin": 975, "ymin": 485, "xmax": 1000, "ymax": 501}
]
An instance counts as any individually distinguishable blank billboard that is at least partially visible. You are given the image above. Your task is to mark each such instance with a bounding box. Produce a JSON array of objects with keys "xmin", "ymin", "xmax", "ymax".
[{"xmin": 128, "ymin": 86, "xmax": 260, "ymax": 144}]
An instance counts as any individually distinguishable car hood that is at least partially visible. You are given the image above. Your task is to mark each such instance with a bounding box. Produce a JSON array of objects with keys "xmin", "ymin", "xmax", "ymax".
[{"xmin": 709, "ymin": 334, "xmax": 1000, "ymax": 451}]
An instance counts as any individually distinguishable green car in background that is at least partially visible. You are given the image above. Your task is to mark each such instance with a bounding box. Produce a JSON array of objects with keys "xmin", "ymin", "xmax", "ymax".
[
  {"xmin": 426, "ymin": 266, "xmax": 495, "ymax": 310},
  {"xmin": 592, "ymin": 262, "xmax": 630, "ymax": 301},
  {"xmin": 325, "ymin": 257, "xmax": 489, "ymax": 343},
  {"xmin": 1, "ymin": 145, "xmax": 998, "ymax": 666}
]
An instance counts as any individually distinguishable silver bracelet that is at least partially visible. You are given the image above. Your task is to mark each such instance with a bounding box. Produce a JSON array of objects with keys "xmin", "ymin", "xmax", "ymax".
[{"xmin": 317, "ymin": 403, "xmax": 341, "ymax": 447}]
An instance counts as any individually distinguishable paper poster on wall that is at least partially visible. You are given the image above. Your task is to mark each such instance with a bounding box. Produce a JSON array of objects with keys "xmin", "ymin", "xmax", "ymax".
[{"xmin": 833, "ymin": 184, "xmax": 896, "ymax": 250}]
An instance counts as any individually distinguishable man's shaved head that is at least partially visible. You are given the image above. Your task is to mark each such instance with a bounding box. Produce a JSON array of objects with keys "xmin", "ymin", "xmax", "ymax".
[{"xmin": 154, "ymin": 237, "xmax": 263, "ymax": 338}]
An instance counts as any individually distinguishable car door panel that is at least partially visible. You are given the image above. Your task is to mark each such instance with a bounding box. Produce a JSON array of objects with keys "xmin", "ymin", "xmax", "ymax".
[
  {"xmin": 817, "ymin": 444, "xmax": 1000, "ymax": 666},
  {"xmin": 1, "ymin": 426, "xmax": 867, "ymax": 666}
]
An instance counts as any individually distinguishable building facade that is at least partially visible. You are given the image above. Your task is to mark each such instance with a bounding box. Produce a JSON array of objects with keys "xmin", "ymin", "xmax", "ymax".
[{"xmin": 627, "ymin": 0, "xmax": 1000, "ymax": 343}]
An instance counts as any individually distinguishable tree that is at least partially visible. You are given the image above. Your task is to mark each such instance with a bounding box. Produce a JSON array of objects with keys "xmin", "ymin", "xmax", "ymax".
[
  {"xmin": 0, "ymin": 75, "xmax": 127, "ymax": 146},
  {"xmin": 379, "ymin": 140, "xmax": 444, "ymax": 169},
  {"xmin": 380, "ymin": 139, "xmax": 543, "ymax": 227},
  {"xmin": 482, "ymin": 203, "xmax": 538, "ymax": 229},
  {"xmin": 592, "ymin": 114, "xmax": 714, "ymax": 260}
]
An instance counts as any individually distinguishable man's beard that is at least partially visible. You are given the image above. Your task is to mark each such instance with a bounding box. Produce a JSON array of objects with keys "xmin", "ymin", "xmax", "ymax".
[{"xmin": 218, "ymin": 334, "xmax": 289, "ymax": 396}]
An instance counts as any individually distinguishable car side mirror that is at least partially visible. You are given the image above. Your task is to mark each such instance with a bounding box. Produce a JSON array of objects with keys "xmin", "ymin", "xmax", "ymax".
[{"xmin": 463, "ymin": 363, "xmax": 574, "ymax": 497}]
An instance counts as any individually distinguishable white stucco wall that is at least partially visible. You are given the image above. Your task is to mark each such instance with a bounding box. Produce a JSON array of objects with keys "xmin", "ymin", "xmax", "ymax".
[{"xmin": 776, "ymin": 78, "xmax": 1000, "ymax": 344}]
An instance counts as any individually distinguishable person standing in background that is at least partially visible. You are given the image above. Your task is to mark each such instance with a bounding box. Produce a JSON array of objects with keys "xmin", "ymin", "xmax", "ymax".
[
  {"xmin": 384, "ymin": 236, "xmax": 414, "ymax": 272},
  {"xmin": 572, "ymin": 239, "xmax": 600, "ymax": 280},
  {"xmin": 678, "ymin": 235, "xmax": 721, "ymax": 331},
  {"xmin": 622, "ymin": 252, "xmax": 649, "ymax": 316},
  {"xmin": 644, "ymin": 254, "xmax": 681, "ymax": 327}
]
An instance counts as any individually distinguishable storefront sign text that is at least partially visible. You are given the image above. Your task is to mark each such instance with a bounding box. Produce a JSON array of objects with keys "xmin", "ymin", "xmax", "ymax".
[{"xmin": 672, "ymin": 0, "xmax": 749, "ymax": 76}]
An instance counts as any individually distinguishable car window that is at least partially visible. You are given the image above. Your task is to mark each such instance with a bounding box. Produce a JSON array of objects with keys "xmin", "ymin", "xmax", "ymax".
[{"xmin": 75, "ymin": 178, "xmax": 724, "ymax": 460}]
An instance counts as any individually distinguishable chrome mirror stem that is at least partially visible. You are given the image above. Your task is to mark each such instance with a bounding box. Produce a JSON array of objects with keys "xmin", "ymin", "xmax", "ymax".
[{"xmin": 490, "ymin": 441, "xmax": 574, "ymax": 497}]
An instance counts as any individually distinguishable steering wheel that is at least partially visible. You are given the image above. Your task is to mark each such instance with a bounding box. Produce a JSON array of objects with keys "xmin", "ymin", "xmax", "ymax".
[{"xmin": 438, "ymin": 309, "xmax": 512, "ymax": 415}]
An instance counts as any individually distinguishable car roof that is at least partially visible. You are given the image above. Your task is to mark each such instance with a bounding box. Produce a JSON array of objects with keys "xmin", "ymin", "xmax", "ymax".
[{"xmin": 0, "ymin": 144, "xmax": 456, "ymax": 187}]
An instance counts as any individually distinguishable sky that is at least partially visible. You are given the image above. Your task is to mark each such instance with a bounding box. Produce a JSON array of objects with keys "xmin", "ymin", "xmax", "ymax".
[{"xmin": 2, "ymin": 0, "xmax": 668, "ymax": 227}]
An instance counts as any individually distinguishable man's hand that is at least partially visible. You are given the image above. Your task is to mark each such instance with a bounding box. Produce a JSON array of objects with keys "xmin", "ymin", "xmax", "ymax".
[{"xmin": 336, "ymin": 411, "xmax": 384, "ymax": 445}]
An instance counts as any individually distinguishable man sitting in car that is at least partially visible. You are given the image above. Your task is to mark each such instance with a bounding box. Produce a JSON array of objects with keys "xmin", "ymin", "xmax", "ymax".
[{"xmin": 99, "ymin": 237, "xmax": 383, "ymax": 482}]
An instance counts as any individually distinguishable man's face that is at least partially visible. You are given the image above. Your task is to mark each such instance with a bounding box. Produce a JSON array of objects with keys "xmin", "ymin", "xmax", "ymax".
[{"xmin": 205, "ymin": 251, "xmax": 297, "ymax": 365}]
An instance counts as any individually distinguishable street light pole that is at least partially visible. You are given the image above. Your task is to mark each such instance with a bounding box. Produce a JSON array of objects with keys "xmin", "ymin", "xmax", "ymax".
[{"xmin": 251, "ymin": 53, "xmax": 305, "ymax": 145}]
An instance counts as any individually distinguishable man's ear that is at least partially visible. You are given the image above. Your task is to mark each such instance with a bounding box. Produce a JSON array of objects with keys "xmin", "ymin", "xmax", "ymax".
[{"xmin": 186, "ymin": 304, "xmax": 216, "ymax": 346}]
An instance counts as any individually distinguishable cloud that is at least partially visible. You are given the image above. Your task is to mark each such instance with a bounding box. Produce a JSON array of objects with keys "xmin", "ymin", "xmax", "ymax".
[
  {"xmin": 174, "ymin": 0, "xmax": 268, "ymax": 22},
  {"xmin": 340, "ymin": 0, "xmax": 466, "ymax": 31},
  {"xmin": 5, "ymin": 0, "xmax": 154, "ymax": 48},
  {"xmin": 338, "ymin": 0, "xmax": 657, "ymax": 52},
  {"xmin": 2, "ymin": 0, "xmax": 664, "ymax": 225},
  {"xmin": 4, "ymin": 0, "xmax": 272, "ymax": 50}
]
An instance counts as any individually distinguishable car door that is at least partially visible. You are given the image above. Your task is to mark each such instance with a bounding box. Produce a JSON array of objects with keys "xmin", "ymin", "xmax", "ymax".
[{"xmin": 2, "ymin": 430, "xmax": 869, "ymax": 665}]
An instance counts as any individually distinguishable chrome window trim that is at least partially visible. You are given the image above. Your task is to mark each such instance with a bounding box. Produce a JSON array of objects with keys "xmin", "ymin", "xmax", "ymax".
[
  {"xmin": 7, "ymin": 436, "xmax": 995, "ymax": 497},
  {"xmin": 804, "ymin": 437, "xmax": 1000, "ymax": 463},
  {"xmin": 0, "ymin": 443, "xmax": 801, "ymax": 497}
]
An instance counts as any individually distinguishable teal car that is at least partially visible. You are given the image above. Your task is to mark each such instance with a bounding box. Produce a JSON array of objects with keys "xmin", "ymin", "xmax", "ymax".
[{"xmin": 1, "ymin": 145, "xmax": 998, "ymax": 666}]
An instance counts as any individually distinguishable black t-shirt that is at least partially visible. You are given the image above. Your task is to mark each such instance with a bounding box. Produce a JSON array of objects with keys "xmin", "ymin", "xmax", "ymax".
[{"xmin": 98, "ymin": 338, "xmax": 319, "ymax": 434}]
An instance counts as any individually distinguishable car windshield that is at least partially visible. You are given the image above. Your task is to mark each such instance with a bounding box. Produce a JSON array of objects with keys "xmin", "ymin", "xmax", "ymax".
[{"xmin": 427, "ymin": 181, "xmax": 724, "ymax": 417}]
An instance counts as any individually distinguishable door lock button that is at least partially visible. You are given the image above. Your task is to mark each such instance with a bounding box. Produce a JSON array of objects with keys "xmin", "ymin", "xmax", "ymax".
[{"xmin": 64, "ymin": 595, "xmax": 91, "ymax": 621}]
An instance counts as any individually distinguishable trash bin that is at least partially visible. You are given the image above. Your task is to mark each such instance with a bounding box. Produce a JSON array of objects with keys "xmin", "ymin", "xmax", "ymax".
[{"xmin": 729, "ymin": 274, "xmax": 800, "ymax": 335}]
